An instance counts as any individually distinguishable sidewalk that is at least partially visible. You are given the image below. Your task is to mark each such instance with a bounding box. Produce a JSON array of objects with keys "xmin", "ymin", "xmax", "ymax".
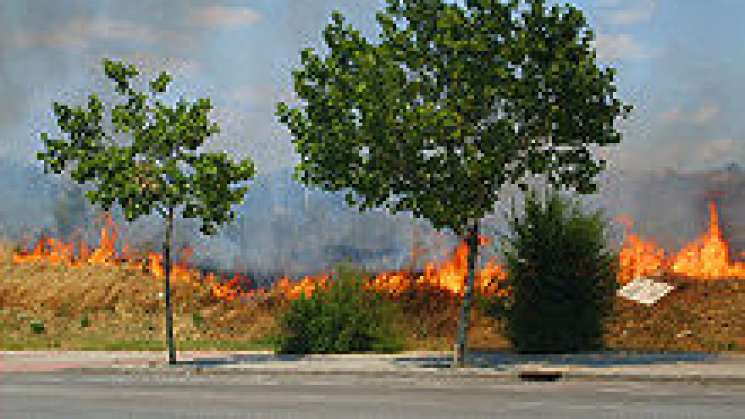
[{"xmin": 3, "ymin": 350, "xmax": 745, "ymax": 384}]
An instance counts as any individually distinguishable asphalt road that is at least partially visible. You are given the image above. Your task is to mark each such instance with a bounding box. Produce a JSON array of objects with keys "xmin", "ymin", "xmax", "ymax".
[{"xmin": 2, "ymin": 371, "xmax": 745, "ymax": 419}]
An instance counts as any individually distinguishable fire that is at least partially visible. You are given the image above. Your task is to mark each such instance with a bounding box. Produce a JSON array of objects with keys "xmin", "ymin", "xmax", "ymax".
[
  {"xmin": 617, "ymin": 200, "xmax": 745, "ymax": 281},
  {"xmin": 670, "ymin": 201, "xmax": 745, "ymax": 279},
  {"xmin": 616, "ymin": 214, "xmax": 667, "ymax": 284},
  {"xmin": 10, "ymin": 213, "xmax": 509, "ymax": 302},
  {"xmin": 367, "ymin": 235, "xmax": 508, "ymax": 297},
  {"xmin": 13, "ymin": 199, "xmax": 744, "ymax": 306}
]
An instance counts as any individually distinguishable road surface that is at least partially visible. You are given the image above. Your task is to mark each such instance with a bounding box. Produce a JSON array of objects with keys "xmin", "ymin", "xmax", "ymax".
[{"xmin": 2, "ymin": 370, "xmax": 744, "ymax": 418}]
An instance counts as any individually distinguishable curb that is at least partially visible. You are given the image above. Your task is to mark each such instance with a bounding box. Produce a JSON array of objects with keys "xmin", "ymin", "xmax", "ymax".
[{"xmin": 46, "ymin": 364, "xmax": 745, "ymax": 384}]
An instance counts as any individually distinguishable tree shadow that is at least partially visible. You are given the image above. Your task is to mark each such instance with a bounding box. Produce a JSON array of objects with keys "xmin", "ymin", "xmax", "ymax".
[{"xmin": 392, "ymin": 350, "xmax": 721, "ymax": 369}]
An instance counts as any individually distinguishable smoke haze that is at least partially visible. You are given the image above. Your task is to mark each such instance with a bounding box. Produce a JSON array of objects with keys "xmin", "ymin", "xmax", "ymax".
[{"xmin": 2, "ymin": 1, "xmax": 744, "ymax": 279}]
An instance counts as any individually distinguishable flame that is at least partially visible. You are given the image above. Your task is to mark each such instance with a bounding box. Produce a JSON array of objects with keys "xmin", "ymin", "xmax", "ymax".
[
  {"xmin": 366, "ymin": 235, "xmax": 508, "ymax": 297},
  {"xmin": 616, "ymin": 215, "xmax": 667, "ymax": 284},
  {"xmin": 669, "ymin": 201, "xmax": 745, "ymax": 279},
  {"xmin": 617, "ymin": 200, "xmax": 745, "ymax": 281},
  {"xmin": 10, "ymin": 213, "xmax": 510, "ymax": 303},
  {"xmin": 28, "ymin": 200, "xmax": 745, "ymax": 304}
]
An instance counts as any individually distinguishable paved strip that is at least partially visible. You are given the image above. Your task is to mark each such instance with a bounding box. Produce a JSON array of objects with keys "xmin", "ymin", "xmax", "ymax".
[{"xmin": 4, "ymin": 350, "xmax": 745, "ymax": 384}]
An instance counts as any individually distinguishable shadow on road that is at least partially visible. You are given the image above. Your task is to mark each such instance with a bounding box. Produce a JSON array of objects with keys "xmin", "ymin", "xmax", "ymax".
[
  {"xmin": 173, "ymin": 350, "xmax": 720, "ymax": 370},
  {"xmin": 392, "ymin": 351, "xmax": 720, "ymax": 369}
]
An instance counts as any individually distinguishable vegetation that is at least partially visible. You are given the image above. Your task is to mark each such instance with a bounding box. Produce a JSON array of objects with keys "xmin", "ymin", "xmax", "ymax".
[
  {"xmin": 499, "ymin": 188, "xmax": 618, "ymax": 353},
  {"xmin": 276, "ymin": 0, "xmax": 632, "ymax": 366},
  {"xmin": 271, "ymin": 263, "xmax": 406, "ymax": 354},
  {"xmin": 35, "ymin": 59, "xmax": 256, "ymax": 363},
  {"xmin": 3, "ymin": 239, "xmax": 745, "ymax": 354},
  {"xmin": 0, "ymin": 240, "xmax": 503, "ymax": 352}
]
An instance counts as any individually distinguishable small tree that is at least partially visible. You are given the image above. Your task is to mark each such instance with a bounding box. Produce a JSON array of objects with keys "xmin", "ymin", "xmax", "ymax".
[
  {"xmin": 277, "ymin": 0, "xmax": 632, "ymax": 366},
  {"xmin": 501, "ymin": 187, "xmax": 618, "ymax": 353},
  {"xmin": 36, "ymin": 58, "xmax": 256, "ymax": 364}
]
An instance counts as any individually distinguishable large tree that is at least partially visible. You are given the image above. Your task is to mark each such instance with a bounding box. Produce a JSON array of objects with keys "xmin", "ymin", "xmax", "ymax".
[
  {"xmin": 277, "ymin": 0, "xmax": 632, "ymax": 367},
  {"xmin": 37, "ymin": 58, "xmax": 256, "ymax": 364}
]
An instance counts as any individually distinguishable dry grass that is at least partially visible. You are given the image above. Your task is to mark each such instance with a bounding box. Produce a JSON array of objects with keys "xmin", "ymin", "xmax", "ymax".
[
  {"xmin": 0, "ymin": 238, "xmax": 505, "ymax": 352},
  {"xmin": 3, "ymin": 237, "xmax": 745, "ymax": 353},
  {"xmin": 606, "ymin": 274, "xmax": 745, "ymax": 352},
  {"xmin": 0, "ymin": 239, "xmax": 279, "ymax": 350}
]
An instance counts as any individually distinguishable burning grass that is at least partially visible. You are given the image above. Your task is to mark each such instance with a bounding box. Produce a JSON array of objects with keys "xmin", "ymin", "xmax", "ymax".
[
  {"xmin": 0, "ymin": 238, "xmax": 506, "ymax": 352},
  {"xmin": 4, "ymin": 197, "xmax": 745, "ymax": 353},
  {"xmin": 0, "ymin": 239, "xmax": 277, "ymax": 350}
]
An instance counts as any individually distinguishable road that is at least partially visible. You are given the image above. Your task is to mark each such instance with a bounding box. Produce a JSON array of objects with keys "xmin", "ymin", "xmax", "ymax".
[{"xmin": 2, "ymin": 371, "xmax": 744, "ymax": 419}]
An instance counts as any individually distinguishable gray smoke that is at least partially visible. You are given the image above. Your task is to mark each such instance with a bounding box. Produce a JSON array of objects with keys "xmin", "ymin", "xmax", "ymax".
[
  {"xmin": 3, "ymin": 1, "xmax": 744, "ymax": 284},
  {"xmin": 4, "ymin": 154, "xmax": 745, "ymax": 285}
]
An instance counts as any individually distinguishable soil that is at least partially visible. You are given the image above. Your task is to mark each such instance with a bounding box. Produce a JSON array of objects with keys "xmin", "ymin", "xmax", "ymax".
[{"xmin": 605, "ymin": 274, "xmax": 745, "ymax": 352}]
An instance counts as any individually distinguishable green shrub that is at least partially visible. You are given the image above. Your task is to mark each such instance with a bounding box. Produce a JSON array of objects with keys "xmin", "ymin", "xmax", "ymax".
[
  {"xmin": 80, "ymin": 313, "xmax": 91, "ymax": 328},
  {"xmin": 192, "ymin": 312, "xmax": 204, "ymax": 328},
  {"xmin": 499, "ymin": 187, "xmax": 618, "ymax": 354},
  {"xmin": 30, "ymin": 319, "xmax": 45, "ymax": 334},
  {"xmin": 272, "ymin": 263, "xmax": 405, "ymax": 354}
]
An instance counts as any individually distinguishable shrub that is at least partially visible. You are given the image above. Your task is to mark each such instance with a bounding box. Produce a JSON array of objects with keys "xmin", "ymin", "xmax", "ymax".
[
  {"xmin": 30, "ymin": 319, "xmax": 45, "ymax": 334},
  {"xmin": 80, "ymin": 313, "xmax": 91, "ymax": 328},
  {"xmin": 192, "ymin": 312, "xmax": 205, "ymax": 328},
  {"xmin": 499, "ymin": 187, "xmax": 618, "ymax": 354},
  {"xmin": 272, "ymin": 263, "xmax": 405, "ymax": 354}
]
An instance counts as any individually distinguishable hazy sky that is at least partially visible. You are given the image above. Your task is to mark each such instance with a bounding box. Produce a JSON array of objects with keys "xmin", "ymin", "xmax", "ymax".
[{"xmin": 1, "ymin": 0, "xmax": 743, "ymax": 176}]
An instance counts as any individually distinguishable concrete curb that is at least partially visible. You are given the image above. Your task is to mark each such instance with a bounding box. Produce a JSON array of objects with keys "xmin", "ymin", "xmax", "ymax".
[
  {"xmin": 7, "ymin": 350, "xmax": 745, "ymax": 384},
  {"xmin": 41, "ymin": 364, "xmax": 745, "ymax": 385}
]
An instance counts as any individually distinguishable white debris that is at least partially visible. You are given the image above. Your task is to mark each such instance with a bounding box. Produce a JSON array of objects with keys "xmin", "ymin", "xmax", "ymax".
[
  {"xmin": 617, "ymin": 277, "xmax": 675, "ymax": 305},
  {"xmin": 676, "ymin": 329, "xmax": 693, "ymax": 338}
]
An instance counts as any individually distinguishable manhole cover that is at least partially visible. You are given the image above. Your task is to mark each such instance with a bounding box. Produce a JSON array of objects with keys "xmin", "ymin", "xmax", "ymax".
[
  {"xmin": 518, "ymin": 370, "xmax": 563, "ymax": 382},
  {"xmin": 419, "ymin": 362, "xmax": 452, "ymax": 369}
]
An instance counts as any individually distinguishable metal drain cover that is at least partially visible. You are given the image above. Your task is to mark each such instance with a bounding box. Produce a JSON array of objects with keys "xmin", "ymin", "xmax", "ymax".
[{"xmin": 518, "ymin": 370, "xmax": 564, "ymax": 381}]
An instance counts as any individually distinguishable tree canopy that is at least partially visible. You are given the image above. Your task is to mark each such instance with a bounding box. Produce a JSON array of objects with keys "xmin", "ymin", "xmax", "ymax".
[
  {"xmin": 38, "ymin": 58, "xmax": 256, "ymax": 236},
  {"xmin": 277, "ymin": 0, "xmax": 632, "ymax": 237}
]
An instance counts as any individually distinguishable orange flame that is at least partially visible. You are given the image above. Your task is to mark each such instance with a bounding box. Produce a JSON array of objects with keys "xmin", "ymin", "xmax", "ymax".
[
  {"xmin": 25, "ymin": 200, "xmax": 745, "ymax": 305},
  {"xmin": 366, "ymin": 235, "xmax": 508, "ymax": 297},
  {"xmin": 617, "ymin": 200, "xmax": 745, "ymax": 281},
  {"xmin": 10, "ymin": 214, "xmax": 510, "ymax": 303},
  {"xmin": 616, "ymin": 215, "xmax": 667, "ymax": 284}
]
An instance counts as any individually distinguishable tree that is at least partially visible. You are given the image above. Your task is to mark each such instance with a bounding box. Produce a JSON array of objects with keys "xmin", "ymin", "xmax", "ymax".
[
  {"xmin": 37, "ymin": 58, "xmax": 256, "ymax": 364},
  {"xmin": 276, "ymin": 0, "xmax": 632, "ymax": 366}
]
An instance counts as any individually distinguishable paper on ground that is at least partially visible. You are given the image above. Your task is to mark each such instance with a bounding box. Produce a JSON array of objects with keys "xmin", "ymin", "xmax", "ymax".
[{"xmin": 617, "ymin": 277, "xmax": 675, "ymax": 305}]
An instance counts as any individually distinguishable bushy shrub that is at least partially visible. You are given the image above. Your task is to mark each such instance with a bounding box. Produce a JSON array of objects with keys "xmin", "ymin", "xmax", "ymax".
[
  {"xmin": 30, "ymin": 319, "xmax": 45, "ymax": 334},
  {"xmin": 499, "ymin": 187, "xmax": 618, "ymax": 354},
  {"xmin": 272, "ymin": 263, "xmax": 405, "ymax": 354},
  {"xmin": 80, "ymin": 313, "xmax": 91, "ymax": 328}
]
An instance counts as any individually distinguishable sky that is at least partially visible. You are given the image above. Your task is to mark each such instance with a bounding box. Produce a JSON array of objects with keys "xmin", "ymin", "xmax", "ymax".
[
  {"xmin": 2, "ymin": 0, "xmax": 744, "ymax": 174},
  {"xmin": 1, "ymin": 0, "xmax": 744, "ymax": 274}
]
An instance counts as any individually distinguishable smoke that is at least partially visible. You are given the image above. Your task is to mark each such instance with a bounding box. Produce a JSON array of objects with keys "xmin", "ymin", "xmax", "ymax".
[
  {"xmin": 5, "ymin": 151, "xmax": 745, "ymax": 284},
  {"xmin": 3, "ymin": 1, "xmax": 744, "ymax": 282}
]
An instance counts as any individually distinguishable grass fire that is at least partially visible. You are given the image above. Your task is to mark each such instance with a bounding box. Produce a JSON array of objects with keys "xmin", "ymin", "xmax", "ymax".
[{"xmin": 2, "ymin": 198, "xmax": 745, "ymax": 353}]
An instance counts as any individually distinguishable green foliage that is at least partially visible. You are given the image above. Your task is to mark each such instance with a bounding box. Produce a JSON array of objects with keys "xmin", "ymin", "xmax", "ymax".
[
  {"xmin": 191, "ymin": 312, "xmax": 204, "ymax": 328},
  {"xmin": 276, "ymin": 0, "xmax": 632, "ymax": 237},
  {"xmin": 30, "ymin": 320, "xmax": 45, "ymax": 334},
  {"xmin": 37, "ymin": 58, "xmax": 256, "ymax": 236},
  {"xmin": 272, "ymin": 263, "xmax": 405, "ymax": 354},
  {"xmin": 474, "ymin": 293, "xmax": 510, "ymax": 321},
  {"xmin": 80, "ymin": 313, "xmax": 91, "ymax": 328},
  {"xmin": 500, "ymin": 187, "xmax": 618, "ymax": 354}
]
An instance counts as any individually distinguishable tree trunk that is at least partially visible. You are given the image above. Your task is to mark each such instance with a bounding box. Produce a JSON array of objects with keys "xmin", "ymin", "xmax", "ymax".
[
  {"xmin": 164, "ymin": 206, "xmax": 176, "ymax": 365},
  {"xmin": 454, "ymin": 220, "xmax": 479, "ymax": 368}
]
